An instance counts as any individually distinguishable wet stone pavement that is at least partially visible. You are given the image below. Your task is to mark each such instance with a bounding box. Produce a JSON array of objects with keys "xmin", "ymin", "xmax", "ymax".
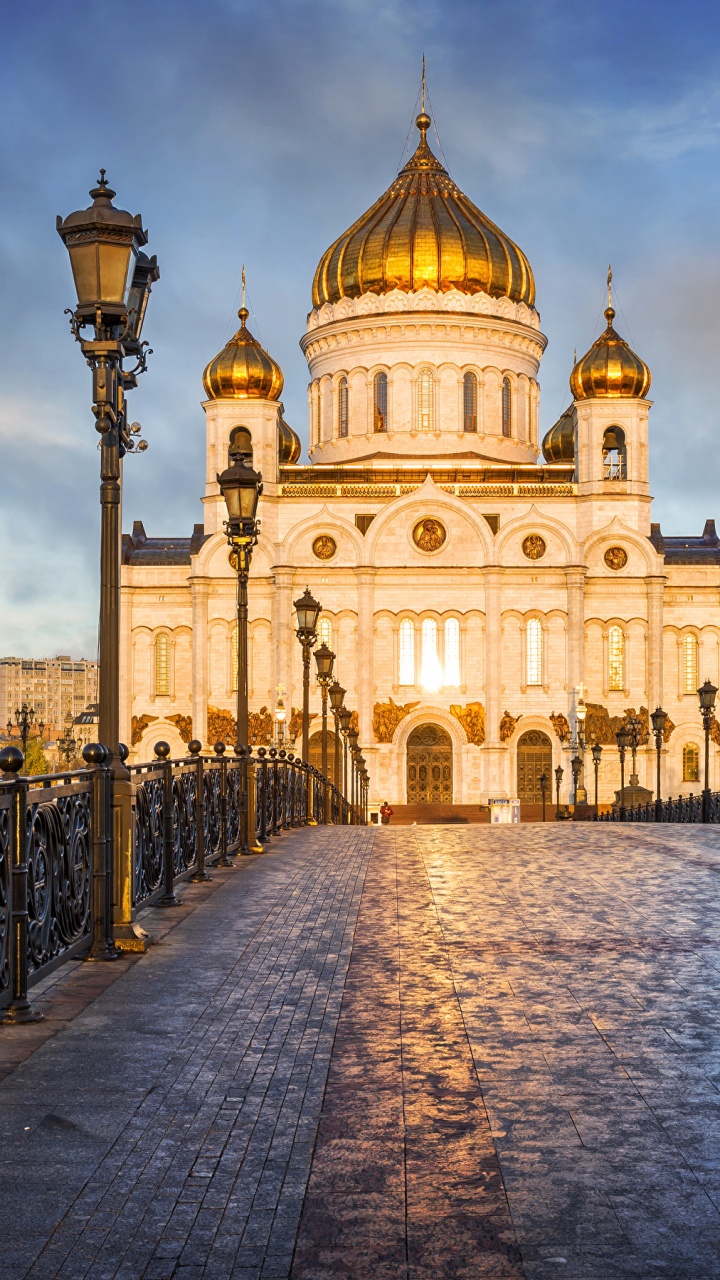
[{"xmin": 2, "ymin": 826, "xmax": 720, "ymax": 1278}]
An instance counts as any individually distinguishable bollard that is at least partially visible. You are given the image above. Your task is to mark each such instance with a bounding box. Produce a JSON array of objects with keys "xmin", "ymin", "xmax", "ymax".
[
  {"xmin": 153, "ymin": 742, "xmax": 180, "ymax": 907},
  {"xmin": 0, "ymin": 746, "xmax": 42, "ymax": 1024},
  {"xmin": 84, "ymin": 743, "xmax": 120, "ymax": 960},
  {"xmin": 189, "ymin": 741, "xmax": 212, "ymax": 882}
]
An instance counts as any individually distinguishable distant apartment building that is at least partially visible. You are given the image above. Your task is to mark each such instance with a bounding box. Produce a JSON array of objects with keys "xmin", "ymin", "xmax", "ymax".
[{"xmin": 1, "ymin": 656, "xmax": 99, "ymax": 736}]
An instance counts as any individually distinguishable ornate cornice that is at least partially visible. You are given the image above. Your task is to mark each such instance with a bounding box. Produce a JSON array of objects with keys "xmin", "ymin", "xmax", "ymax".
[{"xmin": 307, "ymin": 287, "xmax": 540, "ymax": 331}]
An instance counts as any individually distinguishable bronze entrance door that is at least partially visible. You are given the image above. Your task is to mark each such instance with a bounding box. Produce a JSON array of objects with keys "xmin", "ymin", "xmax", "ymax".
[
  {"xmin": 406, "ymin": 724, "xmax": 453, "ymax": 804},
  {"xmin": 516, "ymin": 730, "xmax": 552, "ymax": 802}
]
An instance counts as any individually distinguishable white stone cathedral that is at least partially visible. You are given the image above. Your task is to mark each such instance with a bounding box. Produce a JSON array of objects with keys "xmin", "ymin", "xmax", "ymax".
[{"xmin": 121, "ymin": 108, "xmax": 720, "ymax": 810}]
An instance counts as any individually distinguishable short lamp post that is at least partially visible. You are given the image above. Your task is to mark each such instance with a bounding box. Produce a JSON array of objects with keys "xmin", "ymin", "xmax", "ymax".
[
  {"xmin": 314, "ymin": 642, "xmax": 335, "ymax": 821},
  {"xmin": 329, "ymin": 681, "xmax": 345, "ymax": 792},
  {"xmin": 275, "ymin": 694, "xmax": 286, "ymax": 747},
  {"xmin": 651, "ymin": 707, "xmax": 668, "ymax": 821},
  {"xmin": 339, "ymin": 707, "xmax": 352, "ymax": 804},
  {"xmin": 294, "ymin": 588, "xmax": 321, "ymax": 763},
  {"xmin": 627, "ymin": 716, "xmax": 642, "ymax": 791},
  {"xmin": 591, "ymin": 742, "xmax": 603, "ymax": 812},
  {"xmin": 698, "ymin": 680, "xmax": 718, "ymax": 823},
  {"xmin": 575, "ymin": 697, "xmax": 587, "ymax": 804},
  {"xmin": 348, "ymin": 728, "xmax": 359, "ymax": 810},
  {"xmin": 217, "ymin": 458, "xmax": 263, "ymax": 752},
  {"xmin": 554, "ymin": 764, "xmax": 563, "ymax": 819},
  {"xmin": 539, "ymin": 772, "xmax": 548, "ymax": 822},
  {"xmin": 57, "ymin": 711, "xmax": 78, "ymax": 769},
  {"xmin": 616, "ymin": 725, "xmax": 632, "ymax": 819},
  {"xmin": 57, "ymin": 174, "xmax": 158, "ymax": 771}
]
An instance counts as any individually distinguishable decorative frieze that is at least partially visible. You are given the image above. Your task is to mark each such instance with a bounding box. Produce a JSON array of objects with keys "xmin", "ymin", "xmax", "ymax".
[{"xmin": 449, "ymin": 702, "xmax": 485, "ymax": 745}]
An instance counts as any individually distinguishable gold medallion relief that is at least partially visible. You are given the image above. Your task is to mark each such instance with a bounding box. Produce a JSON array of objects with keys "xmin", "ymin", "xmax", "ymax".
[
  {"xmin": 312, "ymin": 535, "xmax": 337, "ymax": 561},
  {"xmin": 412, "ymin": 518, "xmax": 446, "ymax": 552},
  {"xmin": 604, "ymin": 546, "xmax": 628, "ymax": 571},
  {"xmin": 522, "ymin": 534, "xmax": 546, "ymax": 561}
]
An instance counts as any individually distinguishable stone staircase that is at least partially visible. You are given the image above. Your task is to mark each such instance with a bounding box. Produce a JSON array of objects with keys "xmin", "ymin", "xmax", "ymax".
[{"xmin": 381, "ymin": 803, "xmax": 490, "ymax": 826}]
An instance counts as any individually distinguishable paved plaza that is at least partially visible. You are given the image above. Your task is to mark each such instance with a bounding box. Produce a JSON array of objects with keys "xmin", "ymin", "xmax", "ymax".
[{"xmin": 2, "ymin": 824, "xmax": 720, "ymax": 1279}]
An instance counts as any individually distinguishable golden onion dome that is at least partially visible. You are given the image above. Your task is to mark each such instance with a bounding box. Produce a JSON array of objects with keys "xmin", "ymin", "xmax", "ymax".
[
  {"xmin": 542, "ymin": 406, "xmax": 575, "ymax": 462},
  {"xmin": 570, "ymin": 307, "xmax": 650, "ymax": 400},
  {"xmin": 278, "ymin": 415, "xmax": 301, "ymax": 464},
  {"xmin": 312, "ymin": 112, "xmax": 534, "ymax": 309},
  {"xmin": 202, "ymin": 307, "xmax": 284, "ymax": 401}
]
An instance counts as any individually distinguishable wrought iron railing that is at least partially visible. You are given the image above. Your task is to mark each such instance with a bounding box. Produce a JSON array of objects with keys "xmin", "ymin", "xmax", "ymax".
[
  {"xmin": 595, "ymin": 791, "xmax": 720, "ymax": 823},
  {"xmin": 0, "ymin": 738, "xmax": 361, "ymax": 1021}
]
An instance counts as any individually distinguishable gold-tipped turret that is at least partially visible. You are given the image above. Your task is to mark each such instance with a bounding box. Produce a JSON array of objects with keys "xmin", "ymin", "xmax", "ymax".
[
  {"xmin": 570, "ymin": 270, "xmax": 650, "ymax": 400},
  {"xmin": 542, "ymin": 406, "xmax": 575, "ymax": 462},
  {"xmin": 203, "ymin": 307, "xmax": 284, "ymax": 401}
]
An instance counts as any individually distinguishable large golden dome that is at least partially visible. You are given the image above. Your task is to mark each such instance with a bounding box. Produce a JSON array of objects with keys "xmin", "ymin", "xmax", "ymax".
[
  {"xmin": 570, "ymin": 307, "xmax": 650, "ymax": 400},
  {"xmin": 203, "ymin": 307, "xmax": 284, "ymax": 401},
  {"xmin": 312, "ymin": 112, "xmax": 535, "ymax": 309}
]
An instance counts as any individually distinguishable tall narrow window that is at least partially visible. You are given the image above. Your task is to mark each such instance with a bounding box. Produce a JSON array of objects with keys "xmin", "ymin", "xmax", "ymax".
[
  {"xmin": 231, "ymin": 625, "xmax": 238, "ymax": 692},
  {"xmin": 418, "ymin": 369, "xmax": 434, "ymax": 431},
  {"xmin": 374, "ymin": 372, "xmax": 388, "ymax": 432},
  {"xmin": 313, "ymin": 389, "xmax": 321, "ymax": 445},
  {"xmin": 463, "ymin": 372, "xmax": 478, "ymax": 432},
  {"xmin": 155, "ymin": 634, "xmax": 170, "ymax": 696},
  {"xmin": 318, "ymin": 616, "xmax": 333, "ymax": 649},
  {"xmin": 421, "ymin": 619, "xmax": 441, "ymax": 690},
  {"xmin": 399, "ymin": 619, "xmax": 415, "ymax": 685},
  {"xmin": 683, "ymin": 742, "xmax": 700, "ymax": 782},
  {"xmin": 608, "ymin": 625, "xmax": 624, "ymax": 691},
  {"xmin": 526, "ymin": 618, "xmax": 542, "ymax": 686},
  {"xmin": 682, "ymin": 633, "xmax": 698, "ymax": 695},
  {"xmin": 338, "ymin": 377, "xmax": 349, "ymax": 438},
  {"xmin": 444, "ymin": 618, "xmax": 461, "ymax": 685},
  {"xmin": 502, "ymin": 377, "xmax": 512, "ymax": 437}
]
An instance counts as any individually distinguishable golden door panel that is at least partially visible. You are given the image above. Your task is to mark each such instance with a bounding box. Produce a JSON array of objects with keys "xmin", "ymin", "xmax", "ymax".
[
  {"xmin": 407, "ymin": 724, "xmax": 453, "ymax": 804},
  {"xmin": 516, "ymin": 730, "xmax": 552, "ymax": 803}
]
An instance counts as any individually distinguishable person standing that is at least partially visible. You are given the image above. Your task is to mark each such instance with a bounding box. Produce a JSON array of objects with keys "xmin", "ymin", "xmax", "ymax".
[{"xmin": 380, "ymin": 801, "xmax": 394, "ymax": 825}]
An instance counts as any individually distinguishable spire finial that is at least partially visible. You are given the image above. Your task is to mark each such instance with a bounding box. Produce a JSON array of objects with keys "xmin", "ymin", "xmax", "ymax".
[
  {"xmin": 605, "ymin": 263, "xmax": 615, "ymax": 325},
  {"xmin": 415, "ymin": 56, "xmax": 431, "ymax": 143},
  {"xmin": 421, "ymin": 54, "xmax": 426, "ymax": 113},
  {"xmin": 241, "ymin": 263, "xmax": 246, "ymax": 311}
]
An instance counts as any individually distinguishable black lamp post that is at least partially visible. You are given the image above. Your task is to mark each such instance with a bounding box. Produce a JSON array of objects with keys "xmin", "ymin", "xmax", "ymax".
[
  {"xmin": 698, "ymin": 680, "xmax": 718, "ymax": 823},
  {"xmin": 57, "ymin": 710, "xmax": 78, "ymax": 769},
  {"xmin": 627, "ymin": 715, "xmax": 642, "ymax": 792},
  {"xmin": 217, "ymin": 458, "xmax": 263, "ymax": 752},
  {"xmin": 571, "ymin": 756, "xmax": 582, "ymax": 811},
  {"xmin": 329, "ymin": 680, "xmax": 345, "ymax": 792},
  {"xmin": 8, "ymin": 704, "xmax": 41, "ymax": 757},
  {"xmin": 294, "ymin": 588, "xmax": 321, "ymax": 762},
  {"xmin": 58, "ymin": 174, "xmax": 157, "ymax": 771},
  {"xmin": 650, "ymin": 707, "xmax": 668, "ymax": 820},
  {"xmin": 616, "ymin": 725, "xmax": 631, "ymax": 819},
  {"xmin": 554, "ymin": 764, "xmax": 563, "ymax": 819},
  {"xmin": 575, "ymin": 697, "xmax": 587, "ymax": 803},
  {"xmin": 591, "ymin": 742, "xmax": 603, "ymax": 812},
  {"xmin": 339, "ymin": 707, "xmax": 352, "ymax": 802},
  {"xmin": 314, "ymin": 642, "xmax": 335, "ymax": 821},
  {"xmin": 539, "ymin": 772, "xmax": 548, "ymax": 822},
  {"xmin": 348, "ymin": 728, "xmax": 359, "ymax": 810}
]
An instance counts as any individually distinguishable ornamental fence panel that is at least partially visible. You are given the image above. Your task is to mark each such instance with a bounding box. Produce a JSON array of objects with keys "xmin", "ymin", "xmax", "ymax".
[{"xmin": 595, "ymin": 791, "xmax": 719, "ymax": 823}]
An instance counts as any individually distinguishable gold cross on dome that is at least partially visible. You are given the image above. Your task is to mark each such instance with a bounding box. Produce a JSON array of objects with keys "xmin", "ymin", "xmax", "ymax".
[
  {"xmin": 576, "ymin": 682, "xmax": 588, "ymax": 701},
  {"xmin": 276, "ymin": 684, "xmax": 286, "ymax": 701}
]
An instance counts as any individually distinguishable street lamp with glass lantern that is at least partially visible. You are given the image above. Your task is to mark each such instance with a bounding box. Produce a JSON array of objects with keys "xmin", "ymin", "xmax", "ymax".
[
  {"xmin": 348, "ymin": 727, "xmax": 359, "ymax": 809},
  {"xmin": 57, "ymin": 174, "xmax": 158, "ymax": 771},
  {"xmin": 217, "ymin": 457, "xmax": 263, "ymax": 753},
  {"xmin": 616, "ymin": 725, "xmax": 632, "ymax": 819},
  {"xmin": 698, "ymin": 680, "xmax": 718, "ymax": 822},
  {"xmin": 339, "ymin": 707, "xmax": 352, "ymax": 802},
  {"xmin": 294, "ymin": 588, "xmax": 321, "ymax": 762},
  {"xmin": 591, "ymin": 742, "xmax": 603, "ymax": 812},
  {"xmin": 329, "ymin": 681, "xmax": 345, "ymax": 793},
  {"xmin": 539, "ymin": 772, "xmax": 548, "ymax": 822},
  {"xmin": 575, "ymin": 697, "xmax": 587, "ymax": 803},
  {"xmin": 58, "ymin": 710, "xmax": 78, "ymax": 769},
  {"xmin": 314, "ymin": 643, "xmax": 335, "ymax": 820},
  {"xmin": 9, "ymin": 704, "xmax": 39, "ymax": 756},
  {"xmin": 571, "ymin": 756, "xmax": 582, "ymax": 811},
  {"xmin": 554, "ymin": 764, "xmax": 563, "ymax": 819},
  {"xmin": 650, "ymin": 707, "xmax": 668, "ymax": 820}
]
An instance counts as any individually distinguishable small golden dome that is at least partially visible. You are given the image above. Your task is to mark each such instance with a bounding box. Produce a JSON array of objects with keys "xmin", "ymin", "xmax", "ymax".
[
  {"xmin": 278, "ymin": 416, "xmax": 301, "ymax": 464},
  {"xmin": 542, "ymin": 406, "xmax": 575, "ymax": 462},
  {"xmin": 570, "ymin": 307, "xmax": 650, "ymax": 400},
  {"xmin": 313, "ymin": 112, "xmax": 534, "ymax": 309},
  {"xmin": 203, "ymin": 308, "xmax": 284, "ymax": 401}
]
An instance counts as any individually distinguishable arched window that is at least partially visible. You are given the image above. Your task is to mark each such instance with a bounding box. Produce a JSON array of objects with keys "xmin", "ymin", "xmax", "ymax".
[
  {"xmin": 418, "ymin": 369, "xmax": 434, "ymax": 431},
  {"xmin": 228, "ymin": 426, "xmax": 252, "ymax": 463},
  {"xmin": 231, "ymin": 625, "xmax": 238, "ymax": 692},
  {"xmin": 374, "ymin": 372, "xmax": 388, "ymax": 433},
  {"xmin": 526, "ymin": 618, "xmax": 542, "ymax": 686},
  {"xmin": 421, "ymin": 619, "xmax": 441, "ymax": 689},
  {"xmin": 502, "ymin": 377, "xmax": 512, "ymax": 437},
  {"xmin": 682, "ymin": 633, "xmax": 698, "ymax": 695},
  {"xmin": 683, "ymin": 743, "xmax": 700, "ymax": 782},
  {"xmin": 399, "ymin": 619, "xmax": 415, "ymax": 685},
  {"xmin": 338, "ymin": 377, "xmax": 349, "ymax": 438},
  {"xmin": 603, "ymin": 427, "xmax": 626, "ymax": 480},
  {"xmin": 444, "ymin": 618, "xmax": 461, "ymax": 685},
  {"xmin": 318, "ymin": 616, "xmax": 333, "ymax": 650},
  {"xmin": 463, "ymin": 372, "xmax": 478, "ymax": 432},
  {"xmin": 155, "ymin": 633, "xmax": 170, "ymax": 697},
  {"xmin": 608, "ymin": 625, "xmax": 624, "ymax": 691}
]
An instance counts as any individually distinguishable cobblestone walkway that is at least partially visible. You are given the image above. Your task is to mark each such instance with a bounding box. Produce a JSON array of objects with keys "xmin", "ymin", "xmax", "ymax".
[{"xmin": 2, "ymin": 824, "xmax": 720, "ymax": 1278}]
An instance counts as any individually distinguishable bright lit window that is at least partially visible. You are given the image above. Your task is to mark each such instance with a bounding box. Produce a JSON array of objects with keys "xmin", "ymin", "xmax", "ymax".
[
  {"xmin": 338, "ymin": 377, "xmax": 349, "ymax": 438},
  {"xmin": 608, "ymin": 625, "xmax": 624, "ymax": 691},
  {"xmin": 444, "ymin": 619, "xmax": 461, "ymax": 685},
  {"xmin": 526, "ymin": 618, "xmax": 542, "ymax": 686},
  {"xmin": 682, "ymin": 634, "xmax": 698, "ymax": 695},
  {"xmin": 318, "ymin": 616, "xmax": 333, "ymax": 649},
  {"xmin": 502, "ymin": 377, "xmax": 512, "ymax": 437},
  {"xmin": 399, "ymin": 619, "xmax": 415, "ymax": 685},
  {"xmin": 463, "ymin": 372, "xmax": 477, "ymax": 432},
  {"xmin": 374, "ymin": 372, "xmax": 388, "ymax": 432},
  {"xmin": 421, "ymin": 619, "xmax": 442, "ymax": 690},
  {"xmin": 418, "ymin": 369, "xmax": 434, "ymax": 431},
  {"xmin": 683, "ymin": 742, "xmax": 699, "ymax": 782},
  {"xmin": 155, "ymin": 634, "xmax": 170, "ymax": 696},
  {"xmin": 231, "ymin": 625, "xmax": 238, "ymax": 692}
]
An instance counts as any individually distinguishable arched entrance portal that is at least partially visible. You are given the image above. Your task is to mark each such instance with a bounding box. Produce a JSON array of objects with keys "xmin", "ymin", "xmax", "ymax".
[
  {"xmin": 516, "ymin": 730, "xmax": 552, "ymax": 802},
  {"xmin": 406, "ymin": 724, "xmax": 453, "ymax": 804}
]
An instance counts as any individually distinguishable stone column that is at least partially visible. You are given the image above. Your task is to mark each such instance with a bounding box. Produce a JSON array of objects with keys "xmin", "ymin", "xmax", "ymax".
[
  {"xmin": 646, "ymin": 576, "xmax": 665, "ymax": 791},
  {"xmin": 191, "ymin": 577, "xmax": 209, "ymax": 748},
  {"xmin": 482, "ymin": 569, "xmax": 505, "ymax": 796},
  {"xmin": 355, "ymin": 568, "xmax": 376, "ymax": 748},
  {"xmin": 272, "ymin": 567, "xmax": 296, "ymax": 727},
  {"xmin": 566, "ymin": 568, "xmax": 586, "ymax": 699}
]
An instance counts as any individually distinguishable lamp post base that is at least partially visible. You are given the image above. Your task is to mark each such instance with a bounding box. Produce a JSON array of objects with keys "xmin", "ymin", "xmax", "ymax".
[{"xmin": 1, "ymin": 999, "xmax": 43, "ymax": 1025}]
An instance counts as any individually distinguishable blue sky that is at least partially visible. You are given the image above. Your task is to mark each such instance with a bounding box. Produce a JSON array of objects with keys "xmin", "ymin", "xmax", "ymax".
[{"xmin": 2, "ymin": 0, "xmax": 720, "ymax": 657}]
